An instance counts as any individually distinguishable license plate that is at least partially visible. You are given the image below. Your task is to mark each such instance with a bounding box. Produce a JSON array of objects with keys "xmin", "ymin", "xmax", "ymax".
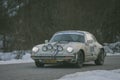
[{"xmin": 44, "ymin": 59, "xmax": 57, "ymax": 63}]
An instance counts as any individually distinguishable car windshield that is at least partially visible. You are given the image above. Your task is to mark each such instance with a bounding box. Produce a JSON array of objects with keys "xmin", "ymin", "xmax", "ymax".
[{"xmin": 50, "ymin": 34, "xmax": 85, "ymax": 43}]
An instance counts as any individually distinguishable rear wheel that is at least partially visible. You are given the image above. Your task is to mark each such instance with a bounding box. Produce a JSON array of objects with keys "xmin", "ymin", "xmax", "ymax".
[
  {"xmin": 95, "ymin": 49, "xmax": 105, "ymax": 65},
  {"xmin": 35, "ymin": 60, "xmax": 44, "ymax": 67},
  {"xmin": 76, "ymin": 51, "xmax": 84, "ymax": 68}
]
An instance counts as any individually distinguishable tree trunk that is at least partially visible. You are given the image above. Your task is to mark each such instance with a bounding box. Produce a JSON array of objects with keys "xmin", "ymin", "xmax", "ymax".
[{"xmin": 3, "ymin": 34, "xmax": 7, "ymax": 52}]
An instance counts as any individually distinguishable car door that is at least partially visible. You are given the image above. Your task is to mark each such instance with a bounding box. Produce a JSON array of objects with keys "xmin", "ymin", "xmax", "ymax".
[
  {"xmin": 90, "ymin": 34, "xmax": 100, "ymax": 56},
  {"xmin": 85, "ymin": 33, "xmax": 97, "ymax": 60}
]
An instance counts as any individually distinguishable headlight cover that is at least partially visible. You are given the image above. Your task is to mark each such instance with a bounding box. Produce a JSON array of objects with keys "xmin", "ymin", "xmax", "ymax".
[
  {"xmin": 67, "ymin": 47, "xmax": 73, "ymax": 53},
  {"xmin": 42, "ymin": 45, "xmax": 48, "ymax": 51},
  {"xmin": 58, "ymin": 46, "xmax": 63, "ymax": 51},
  {"xmin": 53, "ymin": 45, "xmax": 63, "ymax": 51},
  {"xmin": 32, "ymin": 47, "xmax": 39, "ymax": 53},
  {"xmin": 47, "ymin": 44, "xmax": 53, "ymax": 50}
]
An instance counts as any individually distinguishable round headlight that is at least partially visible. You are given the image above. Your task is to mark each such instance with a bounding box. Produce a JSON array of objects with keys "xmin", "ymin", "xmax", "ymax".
[
  {"xmin": 47, "ymin": 44, "xmax": 53, "ymax": 50},
  {"xmin": 67, "ymin": 47, "xmax": 73, "ymax": 53},
  {"xmin": 32, "ymin": 47, "xmax": 39, "ymax": 53},
  {"xmin": 58, "ymin": 46, "xmax": 63, "ymax": 51},
  {"xmin": 42, "ymin": 46, "xmax": 48, "ymax": 51}
]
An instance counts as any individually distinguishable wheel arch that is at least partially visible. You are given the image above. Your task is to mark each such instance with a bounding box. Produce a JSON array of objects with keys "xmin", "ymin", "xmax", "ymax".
[
  {"xmin": 100, "ymin": 48, "xmax": 106, "ymax": 57},
  {"xmin": 101, "ymin": 48, "xmax": 104, "ymax": 52},
  {"xmin": 79, "ymin": 49, "xmax": 85, "ymax": 62}
]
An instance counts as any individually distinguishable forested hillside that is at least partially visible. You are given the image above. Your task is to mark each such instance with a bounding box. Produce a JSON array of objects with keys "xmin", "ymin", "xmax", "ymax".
[{"xmin": 0, "ymin": 0, "xmax": 120, "ymax": 51}]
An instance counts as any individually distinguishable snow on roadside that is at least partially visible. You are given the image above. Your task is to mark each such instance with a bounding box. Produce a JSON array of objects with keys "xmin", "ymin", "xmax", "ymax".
[
  {"xmin": 57, "ymin": 69, "xmax": 120, "ymax": 80},
  {"xmin": 104, "ymin": 41, "xmax": 120, "ymax": 53},
  {"xmin": 0, "ymin": 52, "xmax": 16, "ymax": 61},
  {"xmin": 104, "ymin": 41, "xmax": 120, "ymax": 56},
  {"xmin": 0, "ymin": 53, "xmax": 34, "ymax": 65},
  {"xmin": 107, "ymin": 53, "xmax": 120, "ymax": 56}
]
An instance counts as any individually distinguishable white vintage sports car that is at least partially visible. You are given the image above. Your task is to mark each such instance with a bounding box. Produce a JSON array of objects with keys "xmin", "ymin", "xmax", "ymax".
[{"xmin": 31, "ymin": 30, "xmax": 106, "ymax": 68}]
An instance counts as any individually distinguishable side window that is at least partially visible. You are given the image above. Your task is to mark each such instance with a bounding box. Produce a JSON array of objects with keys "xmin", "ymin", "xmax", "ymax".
[
  {"xmin": 86, "ymin": 34, "xmax": 93, "ymax": 41},
  {"xmin": 86, "ymin": 33, "xmax": 95, "ymax": 43},
  {"xmin": 91, "ymin": 35, "xmax": 97, "ymax": 42}
]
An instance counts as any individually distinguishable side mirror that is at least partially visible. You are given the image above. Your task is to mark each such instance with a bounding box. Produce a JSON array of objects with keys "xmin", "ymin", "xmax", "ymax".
[{"xmin": 45, "ymin": 40, "xmax": 49, "ymax": 43}]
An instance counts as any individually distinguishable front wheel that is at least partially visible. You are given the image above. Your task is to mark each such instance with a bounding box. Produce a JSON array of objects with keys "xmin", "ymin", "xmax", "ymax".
[
  {"xmin": 35, "ymin": 60, "xmax": 44, "ymax": 67},
  {"xmin": 95, "ymin": 49, "xmax": 105, "ymax": 65},
  {"xmin": 76, "ymin": 51, "xmax": 84, "ymax": 68}
]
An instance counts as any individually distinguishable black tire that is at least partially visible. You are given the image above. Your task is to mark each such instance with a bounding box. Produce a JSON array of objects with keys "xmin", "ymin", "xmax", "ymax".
[
  {"xmin": 95, "ymin": 49, "xmax": 105, "ymax": 65},
  {"xmin": 76, "ymin": 51, "xmax": 84, "ymax": 68},
  {"xmin": 35, "ymin": 60, "xmax": 44, "ymax": 67}
]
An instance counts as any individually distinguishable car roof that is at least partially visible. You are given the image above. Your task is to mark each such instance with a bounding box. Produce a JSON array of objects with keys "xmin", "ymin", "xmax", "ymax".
[{"xmin": 54, "ymin": 30, "xmax": 90, "ymax": 35}]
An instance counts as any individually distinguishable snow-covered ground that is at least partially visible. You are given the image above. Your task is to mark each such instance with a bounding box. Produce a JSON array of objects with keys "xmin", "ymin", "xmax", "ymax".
[
  {"xmin": 57, "ymin": 69, "xmax": 120, "ymax": 80},
  {"xmin": 104, "ymin": 41, "xmax": 120, "ymax": 54},
  {"xmin": 0, "ymin": 53, "xmax": 34, "ymax": 65},
  {"xmin": 104, "ymin": 41, "xmax": 120, "ymax": 56},
  {"xmin": 107, "ymin": 53, "xmax": 120, "ymax": 56}
]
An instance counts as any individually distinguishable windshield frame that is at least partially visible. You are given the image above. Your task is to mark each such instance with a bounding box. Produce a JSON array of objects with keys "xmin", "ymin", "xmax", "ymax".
[{"xmin": 49, "ymin": 33, "xmax": 85, "ymax": 43}]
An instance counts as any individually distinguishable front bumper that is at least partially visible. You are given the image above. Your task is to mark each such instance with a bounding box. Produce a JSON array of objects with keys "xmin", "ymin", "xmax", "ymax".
[{"xmin": 31, "ymin": 55, "xmax": 77, "ymax": 64}]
